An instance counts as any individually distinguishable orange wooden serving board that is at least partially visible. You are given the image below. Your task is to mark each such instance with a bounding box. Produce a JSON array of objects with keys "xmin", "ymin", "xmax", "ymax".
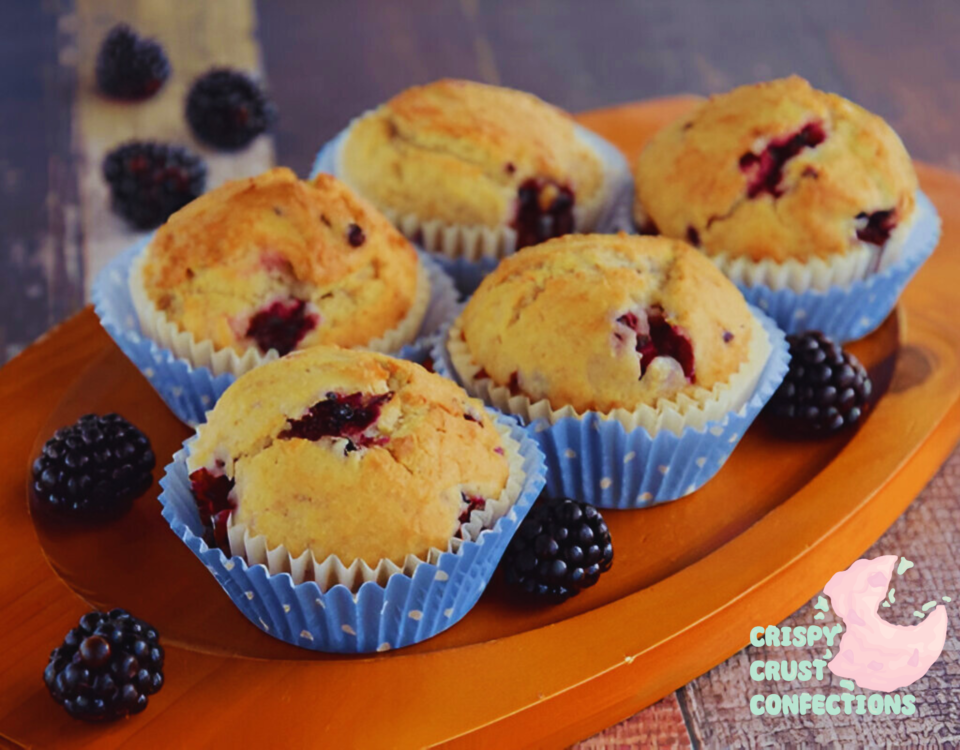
[{"xmin": 2, "ymin": 98, "xmax": 960, "ymax": 750}]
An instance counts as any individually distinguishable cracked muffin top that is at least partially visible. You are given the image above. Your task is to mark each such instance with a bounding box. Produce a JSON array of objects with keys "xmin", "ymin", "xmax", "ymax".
[
  {"xmin": 186, "ymin": 346, "xmax": 510, "ymax": 567},
  {"xmin": 455, "ymin": 234, "xmax": 757, "ymax": 414},
  {"xmin": 136, "ymin": 168, "xmax": 424, "ymax": 357},
  {"xmin": 339, "ymin": 78, "xmax": 606, "ymax": 249},
  {"xmin": 634, "ymin": 77, "xmax": 918, "ymax": 265}
]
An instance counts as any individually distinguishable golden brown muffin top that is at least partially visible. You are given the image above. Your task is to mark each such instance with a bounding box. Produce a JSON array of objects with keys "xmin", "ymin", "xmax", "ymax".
[
  {"xmin": 635, "ymin": 76, "xmax": 917, "ymax": 264},
  {"xmin": 339, "ymin": 79, "xmax": 605, "ymax": 236},
  {"xmin": 458, "ymin": 234, "xmax": 756, "ymax": 414},
  {"xmin": 140, "ymin": 168, "xmax": 421, "ymax": 355},
  {"xmin": 187, "ymin": 346, "xmax": 510, "ymax": 568}
]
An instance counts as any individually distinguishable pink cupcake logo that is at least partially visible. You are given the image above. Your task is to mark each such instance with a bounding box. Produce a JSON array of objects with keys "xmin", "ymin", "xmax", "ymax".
[{"xmin": 825, "ymin": 555, "xmax": 949, "ymax": 692}]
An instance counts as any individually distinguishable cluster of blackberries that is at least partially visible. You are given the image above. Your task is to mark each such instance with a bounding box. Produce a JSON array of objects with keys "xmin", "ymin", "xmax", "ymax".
[
  {"xmin": 766, "ymin": 331, "xmax": 873, "ymax": 437},
  {"xmin": 44, "ymin": 609, "xmax": 164, "ymax": 722},
  {"xmin": 32, "ymin": 413, "xmax": 155, "ymax": 519},
  {"xmin": 502, "ymin": 496, "xmax": 614, "ymax": 601},
  {"xmin": 96, "ymin": 24, "xmax": 275, "ymax": 228}
]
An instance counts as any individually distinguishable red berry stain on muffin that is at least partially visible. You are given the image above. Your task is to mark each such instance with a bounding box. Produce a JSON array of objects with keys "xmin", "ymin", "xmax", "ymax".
[
  {"xmin": 458, "ymin": 493, "xmax": 487, "ymax": 526},
  {"xmin": 279, "ymin": 391, "xmax": 393, "ymax": 452},
  {"xmin": 189, "ymin": 465, "xmax": 235, "ymax": 551},
  {"xmin": 246, "ymin": 299, "xmax": 318, "ymax": 356},
  {"xmin": 686, "ymin": 226, "xmax": 701, "ymax": 247},
  {"xmin": 513, "ymin": 178, "xmax": 575, "ymax": 249},
  {"xmin": 855, "ymin": 208, "xmax": 898, "ymax": 246},
  {"xmin": 739, "ymin": 122, "xmax": 826, "ymax": 199},
  {"xmin": 617, "ymin": 306, "xmax": 696, "ymax": 382},
  {"xmin": 346, "ymin": 223, "xmax": 366, "ymax": 247}
]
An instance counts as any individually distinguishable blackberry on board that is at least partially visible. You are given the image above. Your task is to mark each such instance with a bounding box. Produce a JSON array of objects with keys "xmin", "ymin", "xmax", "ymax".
[
  {"xmin": 44, "ymin": 609, "xmax": 164, "ymax": 722},
  {"xmin": 102, "ymin": 141, "xmax": 207, "ymax": 229},
  {"xmin": 766, "ymin": 330, "xmax": 872, "ymax": 437},
  {"xmin": 185, "ymin": 68, "xmax": 276, "ymax": 150},
  {"xmin": 502, "ymin": 496, "xmax": 614, "ymax": 602},
  {"xmin": 32, "ymin": 413, "xmax": 155, "ymax": 519},
  {"xmin": 95, "ymin": 24, "xmax": 170, "ymax": 101}
]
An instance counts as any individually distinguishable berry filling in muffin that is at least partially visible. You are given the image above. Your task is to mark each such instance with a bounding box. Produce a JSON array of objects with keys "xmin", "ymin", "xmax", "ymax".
[
  {"xmin": 245, "ymin": 298, "xmax": 318, "ymax": 356},
  {"xmin": 279, "ymin": 391, "xmax": 393, "ymax": 452},
  {"xmin": 189, "ymin": 464, "xmax": 235, "ymax": 550},
  {"xmin": 739, "ymin": 122, "xmax": 826, "ymax": 199},
  {"xmin": 513, "ymin": 178, "xmax": 576, "ymax": 249},
  {"xmin": 855, "ymin": 208, "xmax": 898, "ymax": 246},
  {"xmin": 459, "ymin": 493, "xmax": 487, "ymax": 525},
  {"xmin": 616, "ymin": 305, "xmax": 696, "ymax": 382}
]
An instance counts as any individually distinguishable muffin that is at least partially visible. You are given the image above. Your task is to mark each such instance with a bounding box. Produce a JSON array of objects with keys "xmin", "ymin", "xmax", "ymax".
[
  {"xmin": 448, "ymin": 234, "xmax": 772, "ymax": 433},
  {"xmin": 338, "ymin": 79, "xmax": 610, "ymax": 259},
  {"xmin": 130, "ymin": 168, "xmax": 431, "ymax": 376},
  {"xmin": 436, "ymin": 233, "xmax": 789, "ymax": 508},
  {"xmin": 634, "ymin": 76, "xmax": 919, "ymax": 291},
  {"xmin": 186, "ymin": 346, "xmax": 516, "ymax": 574}
]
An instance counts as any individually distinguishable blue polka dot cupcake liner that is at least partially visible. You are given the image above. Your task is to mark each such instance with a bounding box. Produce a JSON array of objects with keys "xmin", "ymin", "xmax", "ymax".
[
  {"xmin": 728, "ymin": 191, "xmax": 939, "ymax": 343},
  {"xmin": 310, "ymin": 119, "xmax": 635, "ymax": 296},
  {"xmin": 92, "ymin": 237, "xmax": 460, "ymax": 427},
  {"xmin": 157, "ymin": 416, "xmax": 546, "ymax": 653},
  {"xmin": 432, "ymin": 306, "xmax": 789, "ymax": 508}
]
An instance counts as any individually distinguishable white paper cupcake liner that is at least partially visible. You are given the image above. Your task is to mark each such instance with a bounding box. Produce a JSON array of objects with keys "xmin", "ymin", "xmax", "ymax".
[
  {"xmin": 633, "ymin": 191, "xmax": 941, "ymax": 342},
  {"xmin": 433, "ymin": 307, "xmax": 789, "ymax": 506},
  {"xmin": 92, "ymin": 238, "xmax": 460, "ymax": 426},
  {"xmin": 157, "ymin": 415, "xmax": 547, "ymax": 653},
  {"xmin": 443, "ymin": 311, "xmax": 772, "ymax": 437},
  {"xmin": 734, "ymin": 192, "xmax": 941, "ymax": 341},
  {"xmin": 311, "ymin": 116, "xmax": 635, "ymax": 294}
]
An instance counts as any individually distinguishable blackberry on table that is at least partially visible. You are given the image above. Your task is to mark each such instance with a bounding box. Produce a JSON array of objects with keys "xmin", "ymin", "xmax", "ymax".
[
  {"xmin": 32, "ymin": 413, "xmax": 155, "ymax": 519},
  {"xmin": 766, "ymin": 330, "xmax": 873, "ymax": 438},
  {"xmin": 502, "ymin": 496, "xmax": 614, "ymax": 602},
  {"xmin": 95, "ymin": 24, "xmax": 170, "ymax": 101},
  {"xmin": 44, "ymin": 609, "xmax": 164, "ymax": 722},
  {"xmin": 185, "ymin": 69, "xmax": 276, "ymax": 151},
  {"xmin": 102, "ymin": 141, "xmax": 207, "ymax": 229}
]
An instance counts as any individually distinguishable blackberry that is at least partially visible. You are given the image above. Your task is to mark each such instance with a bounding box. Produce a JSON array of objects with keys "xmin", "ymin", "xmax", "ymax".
[
  {"xmin": 103, "ymin": 141, "xmax": 207, "ymax": 229},
  {"xmin": 95, "ymin": 24, "xmax": 170, "ymax": 101},
  {"xmin": 185, "ymin": 69, "xmax": 276, "ymax": 151},
  {"xmin": 502, "ymin": 497, "xmax": 614, "ymax": 602},
  {"xmin": 44, "ymin": 609, "xmax": 164, "ymax": 722},
  {"xmin": 766, "ymin": 331, "xmax": 872, "ymax": 438},
  {"xmin": 32, "ymin": 413, "xmax": 155, "ymax": 519}
]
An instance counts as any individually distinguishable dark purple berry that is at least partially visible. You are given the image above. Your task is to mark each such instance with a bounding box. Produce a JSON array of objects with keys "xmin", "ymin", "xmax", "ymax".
[
  {"xmin": 501, "ymin": 497, "xmax": 613, "ymax": 602},
  {"xmin": 32, "ymin": 413, "xmax": 155, "ymax": 519},
  {"xmin": 95, "ymin": 24, "xmax": 170, "ymax": 101},
  {"xmin": 765, "ymin": 331, "xmax": 872, "ymax": 438},
  {"xmin": 186, "ymin": 69, "xmax": 275, "ymax": 151},
  {"xmin": 45, "ymin": 609, "xmax": 163, "ymax": 722},
  {"xmin": 102, "ymin": 141, "xmax": 207, "ymax": 229}
]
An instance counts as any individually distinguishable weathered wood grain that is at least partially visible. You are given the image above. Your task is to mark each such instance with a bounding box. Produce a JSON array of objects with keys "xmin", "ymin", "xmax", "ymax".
[
  {"xmin": 676, "ymin": 450, "xmax": 960, "ymax": 748},
  {"xmin": 66, "ymin": 0, "xmax": 274, "ymax": 292}
]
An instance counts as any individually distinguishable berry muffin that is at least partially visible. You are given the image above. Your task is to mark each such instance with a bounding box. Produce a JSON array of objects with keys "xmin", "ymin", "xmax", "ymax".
[
  {"xmin": 130, "ymin": 168, "xmax": 430, "ymax": 376},
  {"xmin": 634, "ymin": 77, "xmax": 919, "ymax": 291},
  {"xmin": 186, "ymin": 346, "xmax": 520, "ymax": 578},
  {"xmin": 447, "ymin": 234, "xmax": 772, "ymax": 434},
  {"xmin": 338, "ymin": 79, "xmax": 611, "ymax": 259}
]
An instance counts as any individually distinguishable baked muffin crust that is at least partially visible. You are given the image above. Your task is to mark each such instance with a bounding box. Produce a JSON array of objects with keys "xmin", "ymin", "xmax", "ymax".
[
  {"xmin": 187, "ymin": 347, "xmax": 510, "ymax": 567},
  {"xmin": 457, "ymin": 234, "xmax": 756, "ymax": 414},
  {"xmin": 340, "ymin": 79, "xmax": 605, "ymax": 246},
  {"xmin": 139, "ymin": 168, "xmax": 423, "ymax": 356},
  {"xmin": 634, "ymin": 76, "xmax": 918, "ymax": 265}
]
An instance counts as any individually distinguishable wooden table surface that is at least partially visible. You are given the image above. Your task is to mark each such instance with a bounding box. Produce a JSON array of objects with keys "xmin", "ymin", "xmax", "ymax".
[{"xmin": 2, "ymin": 2, "xmax": 958, "ymax": 747}]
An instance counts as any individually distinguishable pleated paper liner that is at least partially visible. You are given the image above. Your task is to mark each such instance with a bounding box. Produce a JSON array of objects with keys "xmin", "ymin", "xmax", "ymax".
[
  {"xmin": 93, "ymin": 238, "xmax": 460, "ymax": 426},
  {"xmin": 433, "ymin": 307, "xmax": 790, "ymax": 507},
  {"xmin": 635, "ymin": 191, "xmax": 941, "ymax": 342},
  {"xmin": 158, "ymin": 416, "xmax": 547, "ymax": 653},
  {"xmin": 311, "ymin": 117, "xmax": 635, "ymax": 294}
]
